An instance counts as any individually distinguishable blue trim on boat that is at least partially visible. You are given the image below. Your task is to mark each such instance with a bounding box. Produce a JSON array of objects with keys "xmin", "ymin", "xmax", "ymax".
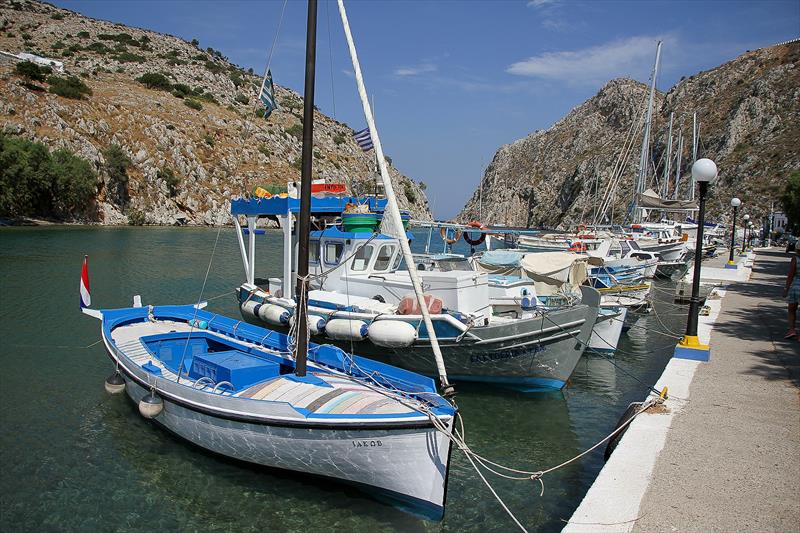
[
  {"xmin": 100, "ymin": 304, "xmax": 456, "ymax": 418},
  {"xmin": 231, "ymin": 196, "xmax": 388, "ymax": 217},
  {"xmin": 448, "ymin": 374, "xmax": 566, "ymax": 392}
]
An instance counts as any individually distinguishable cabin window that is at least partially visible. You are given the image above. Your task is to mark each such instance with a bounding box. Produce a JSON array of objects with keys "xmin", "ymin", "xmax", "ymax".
[
  {"xmin": 324, "ymin": 241, "xmax": 344, "ymax": 265},
  {"xmin": 309, "ymin": 240, "xmax": 320, "ymax": 263},
  {"xmin": 392, "ymin": 251, "xmax": 403, "ymax": 271},
  {"xmin": 374, "ymin": 244, "xmax": 397, "ymax": 272},
  {"xmin": 351, "ymin": 244, "xmax": 374, "ymax": 271}
]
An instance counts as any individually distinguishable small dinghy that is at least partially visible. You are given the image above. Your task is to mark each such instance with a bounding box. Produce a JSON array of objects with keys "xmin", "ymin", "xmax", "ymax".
[{"xmin": 86, "ymin": 302, "xmax": 455, "ymax": 519}]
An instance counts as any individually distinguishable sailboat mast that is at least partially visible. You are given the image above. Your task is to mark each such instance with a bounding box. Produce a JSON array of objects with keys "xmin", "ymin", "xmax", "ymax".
[
  {"xmin": 633, "ymin": 40, "xmax": 662, "ymax": 223},
  {"xmin": 294, "ymin": 0, "xmax": 318, "ymax": 377},
  {"xmin": 337, "ymin": 0, "xmax": 453, "ymax": 394},
  {"xmin": 662, "ymin": 112, "xmax": 674, "ymax": 197},
  {"xmin": 690, "ymin": 112, "xmax": 699, "ymax": 201},
  {"xmin": 673, "ymin": 130, "xmax": 683, "ymax": 200}
]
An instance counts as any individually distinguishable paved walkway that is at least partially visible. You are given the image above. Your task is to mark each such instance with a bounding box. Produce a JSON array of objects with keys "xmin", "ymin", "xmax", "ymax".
[{"xmin": 633, "ymin": 249, "xmax": 800, "ymax": 532}]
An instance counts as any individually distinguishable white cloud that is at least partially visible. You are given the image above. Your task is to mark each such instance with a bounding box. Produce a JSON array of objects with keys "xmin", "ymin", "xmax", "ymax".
[
  {"xmin": 341, "ymin": 69, "xmax": 354, "ymax": 78},
  {"xmin": 527, "ymin": 0, "xmax": 558, "ymax": 7},
  {"xmin": 393, "ymin": 63, "xmax": 438, "ymax": 77},
  {"xmin": 507, "ymin": 35, "xmax": 671, "ymax": 85}
]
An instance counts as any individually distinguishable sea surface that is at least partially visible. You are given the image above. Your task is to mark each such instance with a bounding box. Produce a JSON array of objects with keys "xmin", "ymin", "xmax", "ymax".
[{"xmin": 0, "ymin": 226, "xmax": 688, "ymax": 532}]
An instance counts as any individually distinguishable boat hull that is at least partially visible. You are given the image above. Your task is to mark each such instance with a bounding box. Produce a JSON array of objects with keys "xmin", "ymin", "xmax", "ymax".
[
  {"xmin": 241, "ymin": 288, "xmax": 600, "ymax": 392},
  {"xmin": 589, "ymin": 307, "xmax": 627, "ymax": 352},
  {"xmin": 119, "ymin": 374, "xmax": 452, "ymax": 520}
]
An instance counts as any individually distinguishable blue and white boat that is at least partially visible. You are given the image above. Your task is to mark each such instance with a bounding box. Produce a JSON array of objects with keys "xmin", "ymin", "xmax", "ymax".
[{"xmin": 84, "ymin": 303, "xmax": 455, "ymax": 519}]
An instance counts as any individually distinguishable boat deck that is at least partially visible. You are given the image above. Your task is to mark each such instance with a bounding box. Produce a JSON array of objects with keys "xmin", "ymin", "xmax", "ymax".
[{"xmin": 110, "ymin": 318, "xmax": 418, "ymax": 416}]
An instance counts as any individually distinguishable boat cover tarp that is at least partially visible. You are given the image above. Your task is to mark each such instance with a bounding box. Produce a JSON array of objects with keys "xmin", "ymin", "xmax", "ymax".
[
  {"xmin": 474, "ymin": 251, "xmax": 588, "ymax": 295},
  {"xmin": 478, "ymin": 250, "xmax": 526, "ymax": 267},
  {"xmin": 520, "ymin": 252, "xmax": 587, "ymax": 287},
  {"xmin": 639, "ymin": 188, "xmax": 697, "ymax": 210}
]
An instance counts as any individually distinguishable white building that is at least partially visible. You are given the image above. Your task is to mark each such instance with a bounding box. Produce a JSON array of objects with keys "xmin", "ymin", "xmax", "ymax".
[{"xmin": 16, "ymin": 52, "xmax": 64, "ymax": 73}]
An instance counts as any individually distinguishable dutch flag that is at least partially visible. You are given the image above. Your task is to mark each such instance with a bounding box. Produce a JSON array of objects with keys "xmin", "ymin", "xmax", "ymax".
[{"xmin": 79, "ymin": 255, "xmax": 91, "ymax": 309}]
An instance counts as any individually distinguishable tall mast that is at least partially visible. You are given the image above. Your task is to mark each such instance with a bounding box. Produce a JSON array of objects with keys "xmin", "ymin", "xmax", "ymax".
[
  {"xmin": 673, "ymin": 130, "xmax": 683, "ymax": 200},
  {"xmin": 690, "ymin": 112, "xmax": 699, "ymax": 201},
  {"xmin": 337, "ymin": 0, "xmax": 453, "ymax": 394},
  {"xmin": 293, "ymin": 0, "xmax": 318, "ymax": 377},
  {"xmin": 662, "ymin": 112, "xmax": 674, "ymax": 198},
  {"xmin": 633, "ymin": 40, "xmax": 662, "ymax": 223}
]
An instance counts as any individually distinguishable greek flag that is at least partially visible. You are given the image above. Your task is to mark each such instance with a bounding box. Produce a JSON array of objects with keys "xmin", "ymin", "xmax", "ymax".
[
  {"xmin": 259, "ymin": 69, "xmax": 277, "ymax": 119},
  {"xmin": 353, "ymin": 128, "xmax": 373, "ymax": 151}
]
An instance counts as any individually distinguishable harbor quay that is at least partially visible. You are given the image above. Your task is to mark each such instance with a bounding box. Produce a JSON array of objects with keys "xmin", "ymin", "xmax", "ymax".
[{"xmin": 565, "ymin": 248, "xmax": 800, "ymax": 532}]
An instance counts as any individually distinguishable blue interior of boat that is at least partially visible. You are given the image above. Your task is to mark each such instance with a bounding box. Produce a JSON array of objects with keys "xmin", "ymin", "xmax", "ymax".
[
  {"xmin": 101, "ymin": 304, "xmax": 454, "ymax": 413},
  {"xmin": 141, "ymin": 332, "xmax": 289, "ymax": 391}
]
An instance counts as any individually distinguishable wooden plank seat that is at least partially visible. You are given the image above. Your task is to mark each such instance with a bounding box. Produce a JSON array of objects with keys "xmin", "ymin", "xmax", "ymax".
[{"xmin": 236, "ymin": 374, "xmax": 416, "ymax": 415}]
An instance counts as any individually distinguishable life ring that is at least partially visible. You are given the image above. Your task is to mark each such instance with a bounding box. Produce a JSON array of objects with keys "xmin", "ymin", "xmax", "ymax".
[
  {"xmin": 463, "ymin": 220, "xmax": 487, "ymax": 246},
  {"xmin": 568, "ymin": 241, "xmax": 587, "ymax": 253},
  {"xmin": 440, "ymin": 226, "xmax": 462, "ymax": 245}
]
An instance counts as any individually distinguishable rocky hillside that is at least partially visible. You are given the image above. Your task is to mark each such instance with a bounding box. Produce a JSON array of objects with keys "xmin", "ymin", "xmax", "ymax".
[
  {"xmin": 0, "ymin": 0, "xmax": 431, "ymax": 224},
  {"xmin": 459, "ymin": 41, "xmax": 800, "ymax": 228}
]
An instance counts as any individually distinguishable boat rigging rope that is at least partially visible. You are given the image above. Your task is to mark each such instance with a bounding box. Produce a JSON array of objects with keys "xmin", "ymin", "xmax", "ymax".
[{"xmin": 175, "ymin": 226, "xmax": 223, "ymax": 382}]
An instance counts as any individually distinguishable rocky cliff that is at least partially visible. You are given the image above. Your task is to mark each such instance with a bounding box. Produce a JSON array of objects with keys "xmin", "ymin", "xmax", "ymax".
[
  {"xmin": 459, "ymin": 41, "xmax": 800, "ymax": 228},
  {"xmin": 0, "ymin": 0, "xmax": 431, "ymax": 224}
]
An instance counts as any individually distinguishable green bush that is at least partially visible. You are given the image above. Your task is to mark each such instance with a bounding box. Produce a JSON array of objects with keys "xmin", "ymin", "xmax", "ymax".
[
  {"xmin": 15, "ymin": 61, "xmax": 49, "ymax": 82},
  {"xmin": 77, "ymin": 30, "xmax": 89, "ymax": 38},
  {"xmin": 0, "ymin": 133, "xmax": 97, "ymax": 218},
  {"xmin": 157, "ymin": 166, "xmax": 180, "ymax": 197},
  {"xmin": 404, "ymin": 182, "xmax": 417, "ymax": 203},
  {"xmin": 258, "ymin": 146, "xmax": 271, "ymax": 157},
  {"xmin": 171, "ymin": 83, "xmax": 191, "ymax": 98},
  {"xmin": 194, "ymin": 92, "xmax": 217, "ymax": 104},
  {"xmin": 50, "ymin": 13, "xmax": 64, "ymax": 20},
  {"xmin": 234, "ymin": 93, "xmax": 249, "ymax": 105},
  {"xmin": 136, "ymin": 72, "xmax": 171, "ymax": 90},
  {"xmin": 204, "ymin": 60, "xmax": 224, "ymax": 74},
  {"xmin": 204, "ymin": 134, "xmax": 215, "ymax": 147},
  {"xmin": 51, "ymin": 40, "xmax": 65, "ymax": 50},
  {"xmin": 333, "ymin": 133, "xmax": 345, "ymax": 145},
  {"xmin": 286, "ymin": 123, "xmax": 303, "ymax": 140},
  {"xmin": 47, "ymin": 75, "xmax": 92, "ymax": 99},
  {"xmin": 114, "ymin": 52, "xmax": 146, "ymax": 63},
  {"xmin": 127, "ymin": 208, "xmax": 145, "ymax": 225},
  {"xmin": 191, "ymin": 38, "xmax": 199, "ymax": 47},
  {"xmin": 84, "ymin": 41, "xmax": 111, "ymax": 54},
  {"xmin": 290, "ymin": 157, "xmax": 302, "ymax": 171},
  {"xmin": 103, "ymin": 144, "xmax": 131, "ymax": 206},
  {"xmin": 184, "ymin": 98, "xmax": 202, "ymax": 111}
]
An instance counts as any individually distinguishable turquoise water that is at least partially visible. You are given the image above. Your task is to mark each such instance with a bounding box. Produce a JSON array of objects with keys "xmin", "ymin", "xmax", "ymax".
[{"xmin": 0, "ymin": 227, "xmax": 687, "ymax": 532}]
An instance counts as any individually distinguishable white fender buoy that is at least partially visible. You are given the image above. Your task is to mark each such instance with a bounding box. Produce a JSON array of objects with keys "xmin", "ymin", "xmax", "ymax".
[
  {"xmin": 308, "ymin": 314, "xmax": 327, "ymax": 335},
  {"xmin": 104, "ymin": 373, "xmax": 125, "ymax": 394},
  {"xmin": 288, "ymin": 314, "xmax": 326, "ymax": 335},
  {"xmin": 258, "ymin": 304, "xmax": 290, "ymax": 326},
  {"xmin": 368, "ymin": 320, "xmax": 417, "ymax": 348},
  {"xmin": 240, "ymin": 300, "xmax": 261, "ymax": 320},
  {"xmin": 325, "ymin": 319, "xmax": 368, "ymax": 341},
  {"xmin": 138, "ymin": 392, "xmax": 164, "ymax": 418}
]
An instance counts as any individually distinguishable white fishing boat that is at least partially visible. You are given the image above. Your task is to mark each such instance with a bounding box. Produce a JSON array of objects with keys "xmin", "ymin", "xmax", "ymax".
[{"xmin": 85, "ymin": 303, "xmax": 455, "ymax": 519}]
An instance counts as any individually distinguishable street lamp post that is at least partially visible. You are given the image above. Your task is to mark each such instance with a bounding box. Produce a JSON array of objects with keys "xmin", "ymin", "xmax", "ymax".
[
  {"xmin": 742, "ymin": 214, "xmax": 750, "ymax": 254},
  {"xmin": 675, "ymin": 158, "xmax": 718, "ymax": 361},
  {"xmin": 726, "ymin": 198, "xmax": 741, "ymax": 268},
  {"xmin": 748, "ymin": 221, "xmax": 755, "ymax": 249}
]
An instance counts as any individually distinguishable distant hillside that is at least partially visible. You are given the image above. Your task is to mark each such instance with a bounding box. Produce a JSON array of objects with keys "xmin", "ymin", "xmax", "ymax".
[
  {"xmin": 0, "ymin": 0, "xmax": 432, "ymax": 224},
  {"xmin": 459, "ymin": 41, "xmax": 800, "ymax": 227}
]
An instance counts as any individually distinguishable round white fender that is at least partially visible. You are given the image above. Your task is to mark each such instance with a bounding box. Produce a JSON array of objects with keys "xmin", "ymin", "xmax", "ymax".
[
  {"xmin": 325, "ymin": 319, "xmax": 368, "ymax": 341},
  {"xmin": 289, "ymin": 314, "xmax": 327, "ymax": 335},
  {"xmin": 368, "ymin": 320, "xmax": 417, "ymax": 348},
  {"xmin": 258, "ymin": 303, "xmax": 290, "ymax": 326},
  {"xmin": 240, "ymin": 300, "xmax": 261, "ymax": 320}
]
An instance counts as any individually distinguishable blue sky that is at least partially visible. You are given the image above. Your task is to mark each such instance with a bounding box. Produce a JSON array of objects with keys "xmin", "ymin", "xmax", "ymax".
[{"xmin": 52, "ymin": 0, "xmax": 799, "ymax": 219}]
